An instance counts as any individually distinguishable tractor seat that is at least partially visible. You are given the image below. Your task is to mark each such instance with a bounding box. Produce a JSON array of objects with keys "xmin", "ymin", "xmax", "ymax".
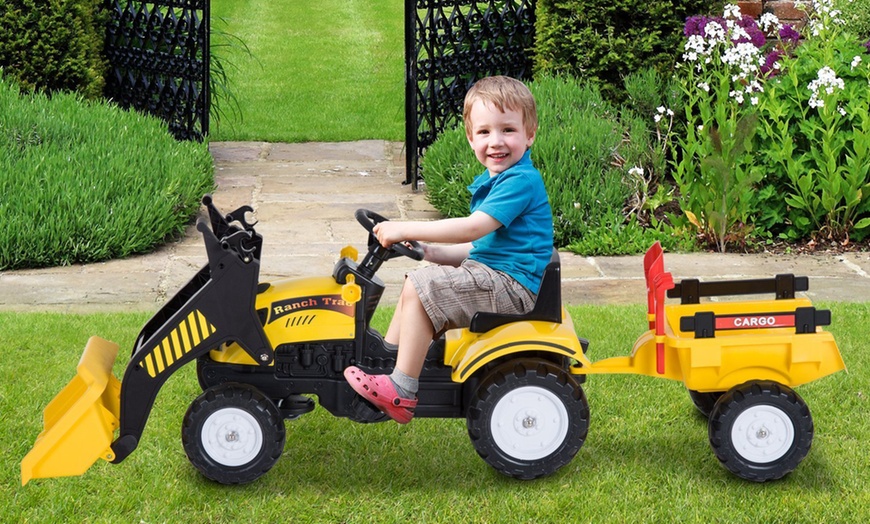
[{"xmin": 468, "ymin": 249, "xmax": 562, "ymax": 333}]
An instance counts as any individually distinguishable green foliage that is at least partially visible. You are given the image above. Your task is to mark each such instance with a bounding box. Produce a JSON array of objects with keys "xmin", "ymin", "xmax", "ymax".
[
  {"xmin": 756, "ymin": 2, "xmax": 870, "ymax": 242},
  {"xmin": 423, "ymin": 76, "xmax": 692, "ymax": 255},
  {"xmin": 209, "ymin": 16, "xmax": 259, "ymax": 131},
  {"xmin": 0, "ymin": 75, "xmax": 214, "ymax": 270},
  {"xmin": 839, "ymin": 0, "xmax": 870, "ymax": 38},
  {"xmin": 669, "ymin": 2, "xmax": 870, "ymax": 249},
  {"xmin": 0, "ymin": 0, "xmax": 107, "ymax": 99},
  {"xmin": 533, "ymin": 0, "xmax": 722, "ymax": 102}
]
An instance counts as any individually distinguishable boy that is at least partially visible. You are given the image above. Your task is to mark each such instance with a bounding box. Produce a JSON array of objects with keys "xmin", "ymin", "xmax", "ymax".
[{"xmin": 344, "ymin": 76, "xmax": 554, "ymax": 423}]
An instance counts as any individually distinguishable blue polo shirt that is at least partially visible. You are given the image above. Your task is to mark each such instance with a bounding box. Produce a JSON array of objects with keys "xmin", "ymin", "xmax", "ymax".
[{"xmin": 467, "ymin": 150, "xmax": 554, "ymax": 293}]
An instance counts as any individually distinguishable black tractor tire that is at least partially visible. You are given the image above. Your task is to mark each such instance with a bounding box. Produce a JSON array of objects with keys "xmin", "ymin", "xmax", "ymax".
[
  {"xmin": 466, "ymin": 358, "xmax": 589, "ymax": 480},
  {"xmin": 709, "ymin": 380, "xmax": 813, "ymax": 482},
  {"xmin": 689, "ymin": 389, "xmax": 724, "ymax": 418},
  {"xmin": 182, "ymin": 383, "xmax": 286, "ymax": 484}
]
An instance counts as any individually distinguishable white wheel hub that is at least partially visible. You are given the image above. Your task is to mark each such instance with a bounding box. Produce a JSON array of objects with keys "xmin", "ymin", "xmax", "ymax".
[
  {"xmin": 730, "ymin": 404, "xmax": 795, "ymax": 463},
  {"xmin": 201, "ymin": 407, "xmax": 264, "ymax": 467},
  {"xmin": 490, "ymin": 385, "xmax": 569, "ymax": 461}
]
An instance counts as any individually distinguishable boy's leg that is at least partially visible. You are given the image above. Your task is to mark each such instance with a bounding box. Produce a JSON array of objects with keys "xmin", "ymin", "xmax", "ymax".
[
  {"xmin": 394, "ymin": 278, "xmax": 435, "ymax": 380},
  {"xmin": 383, "ymin": 288, "xmax": 403, "ymax": 345}
]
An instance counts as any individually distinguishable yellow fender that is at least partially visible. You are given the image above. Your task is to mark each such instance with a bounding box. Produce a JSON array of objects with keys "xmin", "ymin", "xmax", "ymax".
[{"xmin": 444, "ymin": 309, "xmax": 588, "ymax": 382}]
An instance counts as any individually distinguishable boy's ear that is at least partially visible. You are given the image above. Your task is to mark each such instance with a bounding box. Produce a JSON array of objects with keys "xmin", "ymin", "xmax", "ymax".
[{"xmin": 526, "ymin": 127, "xmax": 537, "ymax": 148}]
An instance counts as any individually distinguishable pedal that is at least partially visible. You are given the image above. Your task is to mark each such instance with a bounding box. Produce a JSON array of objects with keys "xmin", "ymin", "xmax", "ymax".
[{"xmin": 278, "ymin": 395, "xmax": 315, "ymax": 420}]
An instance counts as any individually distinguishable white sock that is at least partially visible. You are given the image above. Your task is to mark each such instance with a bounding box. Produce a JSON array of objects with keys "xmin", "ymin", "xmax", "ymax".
[{"xmin": 390, "ymin": 368, "xmax": 419, "ymax": 397}]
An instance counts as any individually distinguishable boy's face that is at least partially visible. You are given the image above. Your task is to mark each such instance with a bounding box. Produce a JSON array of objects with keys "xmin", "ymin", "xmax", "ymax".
[{"xmin": 466, "ymin": 100, "xmax": 536, "ymax": 176}]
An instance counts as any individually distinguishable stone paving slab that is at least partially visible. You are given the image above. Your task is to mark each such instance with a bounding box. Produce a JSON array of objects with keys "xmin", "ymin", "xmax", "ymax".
[{"xmin": 1, "ymin": 140, "xmax": 868, "ymax": 313}]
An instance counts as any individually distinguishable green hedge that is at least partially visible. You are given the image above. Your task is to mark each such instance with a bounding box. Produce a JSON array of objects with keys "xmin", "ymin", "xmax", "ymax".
[
  {"xmin": 0, "ymin": 75, "xmax": 215, "ymax": 270},
  {"xmin": 0, "ymin": 0, "xmax": 107, "ymax": 99},
  {"xmin": 534, "ymin": 0, "xmax": 722, "ymax": 101}
]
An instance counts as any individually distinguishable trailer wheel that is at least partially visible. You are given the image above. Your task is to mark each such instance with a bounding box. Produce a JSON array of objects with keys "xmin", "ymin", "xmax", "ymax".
[
  {"xmin": 689, "ymin": 390, "xmax": 723, "ymax": 418},
  {"xmin": 467, "ymin": 359, "xmax": 589, "ymax": 480},
  {"xmin": 708, "ymin": 381, "xmax": 813, "ymax": 482},
  {"xmin": 182, "ymin": 383, "xmax": 285, "ymax": 484}
]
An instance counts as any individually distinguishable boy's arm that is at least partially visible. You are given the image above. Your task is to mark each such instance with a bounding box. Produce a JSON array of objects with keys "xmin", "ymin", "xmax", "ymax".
[
  {"xmin": 423, "ymin": 242, "xmax": 473, "ymax": 267},
  {"xmin": 373, "ymin": 211, "xmax": 500, "ymax": 247}
]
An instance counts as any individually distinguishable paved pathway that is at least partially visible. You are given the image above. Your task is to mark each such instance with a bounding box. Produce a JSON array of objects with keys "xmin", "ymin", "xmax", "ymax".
[{"xmin": 1, "ymin": 141, "xmax": 868, "ymax": 313}]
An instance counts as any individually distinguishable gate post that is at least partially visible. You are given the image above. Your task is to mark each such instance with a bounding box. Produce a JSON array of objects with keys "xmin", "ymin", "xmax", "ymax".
[{"xmin": 404, "ymin": 0, "xmax": 419, "ymax": 189}]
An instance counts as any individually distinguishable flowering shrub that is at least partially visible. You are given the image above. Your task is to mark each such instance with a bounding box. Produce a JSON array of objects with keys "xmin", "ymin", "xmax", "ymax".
[
  {"xmin": 756, "ymin": 0, "xmax": 870, "ymax": 242},
  {"xmin": 667, "ymin": 1, "xmax": 870, "ymax": 250},
  {"xmin": 669, "ymin": 4, "xmax": 780, "ymax": 251}
]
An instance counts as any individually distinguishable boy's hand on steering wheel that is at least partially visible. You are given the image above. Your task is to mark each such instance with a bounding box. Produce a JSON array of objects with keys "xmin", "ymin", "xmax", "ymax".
[{"xmin": 373, "ymin": 221, "xmax": 405, "ymax": 248}]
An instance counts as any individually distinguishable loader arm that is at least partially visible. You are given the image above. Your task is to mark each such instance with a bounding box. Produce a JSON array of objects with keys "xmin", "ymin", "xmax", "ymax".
[{"xmin": 110, "ymin": 217, "xmax": 274, "ymax": 463}]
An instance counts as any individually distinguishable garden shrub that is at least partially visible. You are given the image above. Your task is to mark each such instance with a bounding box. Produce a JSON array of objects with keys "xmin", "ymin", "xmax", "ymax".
[
  {"xmin": 667, "ymin": 1, "xmax": 870, "ymax": 250},
  {"xmin": 839, "ymin": 0, "xmax": 870, "ymax": 39},
  {"xmin": 533, "ymin": 0, "xmax": 723, "ymax": 102},
  {"xmin": 422, "ymin": 75, "xmax": 688, "ymax": 255},
  {"xmin": 0, "ymin": 74, "xmax": 214, "ymax": 270},
  {"xmin": 0, "ymin": 0, "xmax": 107, "ymax": 99}
]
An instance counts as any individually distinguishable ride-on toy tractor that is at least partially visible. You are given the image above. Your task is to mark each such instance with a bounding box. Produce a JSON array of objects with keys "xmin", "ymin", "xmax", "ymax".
[{"xmin": 22, "ymin": 197, "xmax": 845, "ymax": 485}]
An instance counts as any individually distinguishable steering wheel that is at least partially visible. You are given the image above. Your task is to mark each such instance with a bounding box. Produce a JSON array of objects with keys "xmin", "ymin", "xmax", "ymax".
[{"xmin": 355, "ymin": 209, "xmax": 424, "ymax": 261}]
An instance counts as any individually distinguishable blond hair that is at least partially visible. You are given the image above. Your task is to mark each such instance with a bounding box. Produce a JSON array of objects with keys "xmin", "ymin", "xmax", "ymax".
[{"xmin": 463, "ymin": 76, "xmax": 538, "ymax": 137}]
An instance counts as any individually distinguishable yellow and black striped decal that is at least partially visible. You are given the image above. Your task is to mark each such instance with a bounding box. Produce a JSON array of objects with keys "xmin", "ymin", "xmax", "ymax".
[{"xmin": 143, "ymin": 310, "xmax": 216, "ymax": 378}]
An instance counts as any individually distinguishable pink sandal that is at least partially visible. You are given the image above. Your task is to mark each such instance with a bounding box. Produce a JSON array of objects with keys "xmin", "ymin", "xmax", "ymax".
[{"xmin": 344, "ymin": 366, "xmax": 417, "ymax": 424}]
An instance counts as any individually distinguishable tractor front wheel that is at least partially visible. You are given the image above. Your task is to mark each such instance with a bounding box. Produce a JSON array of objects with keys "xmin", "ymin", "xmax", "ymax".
[
  {"xmin": 467, "ymin": 358, "xmax": 589, "ymax": 480},
  {"xmin": 708, "ymin": 381, "xmax": 813, "ymax": 482},
  {"xmin": 182, "ymin": 383, "xmax": 286, "ymax": 484}
]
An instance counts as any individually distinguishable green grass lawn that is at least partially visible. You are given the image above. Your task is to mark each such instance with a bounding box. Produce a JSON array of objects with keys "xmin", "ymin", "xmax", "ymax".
[
  {"xmin": 209, "ymin": 0, "xmax": 405, "ymax": 142},
  {"xmin": 3, "ymin": 304, "xmax": 868, "ymax": 522}
]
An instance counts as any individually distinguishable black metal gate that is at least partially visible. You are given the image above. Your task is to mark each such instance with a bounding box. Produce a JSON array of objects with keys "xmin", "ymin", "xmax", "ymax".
[
  {"xmin": 103, "ymin": 0, "xmax": 210, "ymax": 141},
  {"xmin": 404, "ymin": 0, "xmax": 536, "ymax": 189}
]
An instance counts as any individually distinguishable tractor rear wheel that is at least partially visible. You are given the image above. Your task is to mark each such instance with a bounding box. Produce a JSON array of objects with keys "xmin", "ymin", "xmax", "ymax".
[
  {"xmin": 708, "ymin": 381, "xmax": 813, "ymax": 482},
  {"xmin": 466, "ymin": 358, "xmax": 589, "ymax": 480},
  {"xmin": 182, "ymin": 383, "xmax": 285, "ymax": 484}
]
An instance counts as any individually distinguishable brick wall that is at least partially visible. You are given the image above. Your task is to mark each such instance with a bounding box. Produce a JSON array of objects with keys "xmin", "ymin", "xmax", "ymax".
[{"xmin": 737, "ymin": 0, "xmax": 808, "ymax": 30}]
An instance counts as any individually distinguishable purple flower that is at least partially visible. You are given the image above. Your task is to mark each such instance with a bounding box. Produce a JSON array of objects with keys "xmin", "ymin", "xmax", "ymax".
[
  {"xmin": 779, "ymin": 25, "xmax": 801, "ymax": 45},
  {"xmin": 684, "ymin": 15, "xmax": 726, "ymax": 38},
  {"xmin": 734, "ymin": 16, "xmax": 766, "ymax": 48},
  {"xmin": 760, "ymin": 49, "xmax": 783, "ymax": 77},
  {"xmin": 684, "ymin": 15, "xmax": 711, "ymax": 37},
  {"xmin": 864, "ymin": 38, "xmax": 870, "ymax": 53}
]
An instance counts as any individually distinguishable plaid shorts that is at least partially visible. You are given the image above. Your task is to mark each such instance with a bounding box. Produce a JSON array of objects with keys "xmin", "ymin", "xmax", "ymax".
[{"xmin": 407, "ymin": 259, "xmax": 536, "ymax": 334}]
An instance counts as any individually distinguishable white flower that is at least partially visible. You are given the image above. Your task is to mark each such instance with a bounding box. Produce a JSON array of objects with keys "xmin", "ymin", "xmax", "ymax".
[
  {"xmin": 704, "ymin": 21, "xmax": 727, "ymax": 43},
  {"xmin": 809, "ymin": 97, "xmax": 825, "ymax": 108},
  {"xmin": 751, "ymin": 97, "xmax": 759, "ymax": 106},
  {"xmin": 759, "ymin": 13, "xmax": 782, "ymax": 32},
  {"xmin": 723, "ymin": 3, "xmax": 741, "ymax": 19},
  {"xmin": 851, "ymin": 55, "xmax": 862, "ymax": 70},
  {"xmin": 697, "ymin": 82, "xmax": 710, "ymax": 92},
  {"xmin": 838, "ymin": 105, "xmax": 847, "ymax": 116},
  {"xmin": 807, "ymin": 67, "xmax": 844, "ymax": 109},
  {"xmin": 628, "ymin": 166, "xmax": 645, "ymax": 177}
]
